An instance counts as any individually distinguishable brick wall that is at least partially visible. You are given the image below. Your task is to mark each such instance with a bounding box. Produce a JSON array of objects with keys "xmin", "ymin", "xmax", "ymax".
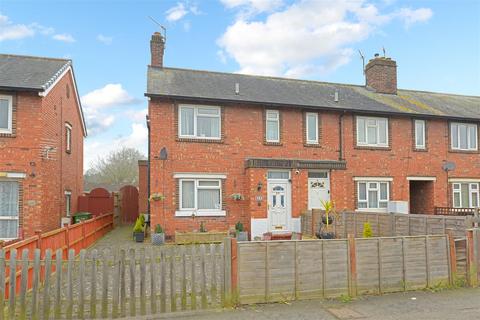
[
  {"xmin": 148, "ymin": 98, "xmax": 480, "ymax": 237},
  {"xmin": 0, "ymin": 70, "xmax": 84, "ymax": 239}
]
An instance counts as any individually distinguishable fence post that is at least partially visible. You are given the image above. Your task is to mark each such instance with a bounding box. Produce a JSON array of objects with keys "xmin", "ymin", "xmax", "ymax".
[
  {"xmin": 231, "ymin": 238, "xmax": 238, "ymax": 304},
  {"xmin": 347, "ymin": 234, "xmax": 357, "ymax": 297},
  {"xmin": 223, "ymin": 238, "xmax": 232, "ymax": 307},
  {"xmin": 466, "ymin": 229, "xmax": 478, "ymax": 287},
  {"xmin": 446, "ymin": 229, "xmax": 457, "ymax": 285}
]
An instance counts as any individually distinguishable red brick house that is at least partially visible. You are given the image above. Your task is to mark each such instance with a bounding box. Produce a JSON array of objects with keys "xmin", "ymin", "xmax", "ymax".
[
  {"xmin": 145, "ymin": 33, "xmax": 480, "ymax": 239},
  {"xmin": 0, "ymin": 54, "xmax": 87, "ymax": 240}
]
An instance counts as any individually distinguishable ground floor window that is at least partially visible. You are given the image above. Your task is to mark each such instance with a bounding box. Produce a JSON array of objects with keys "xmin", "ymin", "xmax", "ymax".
[
  {"xmin": 357, "ymin": 181, "xmax": 389, "ymax": 209},
  {"xmin": 0, "ymin": 181, "xmax": 19, "ymax": 239},
  {"xmin": 177, "ymin": 178, "xmax": 224, "ymax": 216},
  {"xmin": 65, "ymin": 191, "xmax": 72, "ymax": 217},
  {"xmin": 453, "ymin": 182, "xmax": 479, "ymax": 208}
]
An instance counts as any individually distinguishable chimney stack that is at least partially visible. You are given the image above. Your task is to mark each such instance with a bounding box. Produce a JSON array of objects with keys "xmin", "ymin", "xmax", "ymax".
[
  {"xmin": 365, "ymin": 54, "xmax": 397, "ymax": 94},
  {"xmin": 150, "ymin": 32, "xmax": 165, "ymax": 68}
]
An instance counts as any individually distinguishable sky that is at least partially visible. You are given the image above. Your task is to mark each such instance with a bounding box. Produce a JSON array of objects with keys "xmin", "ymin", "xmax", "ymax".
[{"xmin": 1, "ymin": 0, "xmax": 479, "ymax": 171}]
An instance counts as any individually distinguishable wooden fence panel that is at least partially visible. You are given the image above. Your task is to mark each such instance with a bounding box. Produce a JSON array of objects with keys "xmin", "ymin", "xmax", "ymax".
[
  {"xmin": 378, "ymin": 238, "xmax": 404, "ymax": 292},
  {"xmin": 296, "ymin": 241, "xmax": 323, "ymax": 299},
  {"xmin": 266, "ymin": 241, "xmax": 296, "ymax": 302},
  {"xmin": 237, "ymin": 242, "xmax": 266, "ymax": 304},
  {"xmin": 355, "ymin": 239, "xmax": 381, "ymax": 294},
  {"xmin": 323, "ymin": 240, "xmax": 349, "ymax": 297}
]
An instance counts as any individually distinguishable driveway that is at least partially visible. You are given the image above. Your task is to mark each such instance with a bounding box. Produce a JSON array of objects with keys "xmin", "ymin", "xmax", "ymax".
[{"xmin": 150, "ymin": 287, "xmax": 480, "ymax": 320}]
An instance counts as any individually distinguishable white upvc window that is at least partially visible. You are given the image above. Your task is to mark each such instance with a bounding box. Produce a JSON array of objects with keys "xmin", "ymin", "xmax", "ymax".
[
  {"xmin": 414, "ymin": 119, "xmax": 426, "ymax": 149},
  {"xmin": 356, "ymin": 116, "xmax": 388, "ymax": 147},
  {"xmin": 178, "ymin": 105, "xmax": 221, "ymax": 139},
  {"xmin": 266, "ymin": 110, "xmax": 280, "ymax": 143},
  {"xmin": 357, "ymin": 181, "xmax": 389, "ymax": 210},
  {"xmin": 306, "ymin": 112, "xmax": 318, "ymax": 144},
  {"xmin": 0, "ymin": 95, "xmax": 13, "ymax": 134},
  {"xmin": 177, "ymin": 178, "xmax": 225, "ymax": 216},
  {"xmin": 453, "ymin": 182, "xmax": 479, "ymax": 208},
  {"xmin": 0, "ymin": 181, "xmax": 19, "ymax": 240},
  {"xmin": 65, "ymin": 123, "xmax": 72, "ymax": 153},
  {"xmin": 451, "ymin": 122, "xmax": 478, "ymax": 151},
  {"xmin": 65, "ymin": 191, "xmax": 72, "ymax": 217}
]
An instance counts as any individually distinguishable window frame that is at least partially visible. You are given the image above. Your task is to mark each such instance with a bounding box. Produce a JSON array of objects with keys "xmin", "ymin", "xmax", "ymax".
[
  {"xmin": 177, "ymin": 178, "xmax": 225, "ymax": 216},
  {"xmin": 65, "ymin": 123, "xmax": 72, "ymax": 153},
  {"xmin": 450, "ymin": 122, "xmax": 478, "ymax": 151},
  {"xmin": 265, "ymin": 109, "xmax": 280, "ymax": 143},
  {"xmin": 356, "ymin": 116, "xmax": 389, "ymax": 148},
  {"xmin": 0, "ymin": 180, "xmax": 20, "ymax": 240},
  {"xmin": 357, "ymin": 180, "xmax": 390, "ymax": 211},
  {"xmin": 65, "ymin": 190, "xmax": 72, "ymax": 217},
  {"xmin": 305, "ymin": 112, "xmax": 319, "ymax": 144},
  {"xmin": 178, "ymin": 104, "xmax": 221, "ymax": 140},
  {"xmin": 0, "ymin": 95, "xmax": 13, "ymax": 134},
  {"xmin": 414, "ymin": 119, "xmax": 426, "ymax": 150},
  {"xmin": 452, "ymin": 182, "xmax": 480, "ymax": 208}
]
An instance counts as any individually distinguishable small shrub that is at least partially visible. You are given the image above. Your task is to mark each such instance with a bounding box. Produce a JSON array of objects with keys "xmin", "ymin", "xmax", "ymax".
[
  {"xmin": 199, "ymin": 222, "xmax": 207, "ymax": 233},
  {"xmin": 363, "ymin": 222, "xmax": 373, "ymax": 238},
  {"xmin": 139, "ymin": 214, "xmax": 146, "ymax": 225},
  {"xmin": 133, "ymin": 217, "xmax": 144, "ymax": 233},
  {"xmin": 235, "ymin": 221, "xmax": 244, "ymax": 232},
  {"xmin": 155, "ymin": 224, "xmax": 163, "ymax": 234},
  {"xmin": 338, "ymin": 294, "xmax": 352, "ymax": 303}
]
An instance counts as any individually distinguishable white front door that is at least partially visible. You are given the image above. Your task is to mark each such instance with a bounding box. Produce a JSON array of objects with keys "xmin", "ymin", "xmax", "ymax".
[
  {"xmin": 267, "ymin": 181, "xmax": 290, "ymax": 231},
  {"xmin": 308, "ymin": 171, "xmax": 330, "ymax": 209}
]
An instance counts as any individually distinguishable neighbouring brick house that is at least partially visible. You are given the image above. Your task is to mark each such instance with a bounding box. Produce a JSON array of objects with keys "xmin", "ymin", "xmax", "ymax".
[
  {"xmin": 0, "ymin": 54, "xmax": 86, "ymax": 240},
  {"xmin": 145, "ymin": 33, "xmax": 480, "ymax": 239}
]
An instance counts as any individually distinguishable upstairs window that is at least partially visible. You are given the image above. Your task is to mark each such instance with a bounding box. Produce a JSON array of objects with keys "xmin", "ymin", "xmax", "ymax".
[
  {"xmin": 179, "ymin": 105, "xmax": 221, "ymax": 139},
  {"xmin": 453, "ymin": 182, "xmax": 479, "ymax": 208},
  {"xmin": 357, "ymin": 181, "xmax": 389, "ymax": 209},
  {"xmin": 306, "ymin": 112, "xmax": 318, "ymax": 144},
  {"xmin": 414, "ymin": 120, "xmax": 426, "ymax": 149},
  {"xmin": 65, "ymin": 123, "xmax": 72, "ymax": 153},
  {"xmin": 266, "ymin": 110, "xmax": 280, "ymax": 143},
  {"xmin": 451, "ymin": 123, "xmax": 477, "ymax": 151},
  {"xmin": 0, "ymin": 95, "xmax": 13, "ymax": 134},
  {"xmin": 356, "ymin": 116, "xmax": 388, "ymax": 147}
]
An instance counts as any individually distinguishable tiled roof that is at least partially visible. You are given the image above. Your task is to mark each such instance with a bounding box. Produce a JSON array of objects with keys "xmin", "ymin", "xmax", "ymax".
[{"xmin": 146, "ymin": 67, "xmax": 480, "ymax": 121}]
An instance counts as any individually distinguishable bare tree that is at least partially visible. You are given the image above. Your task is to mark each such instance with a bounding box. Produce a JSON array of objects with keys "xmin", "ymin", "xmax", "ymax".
[{"xmin": 84, "ymin": 147, "xmax": 146, "ymax": 191}]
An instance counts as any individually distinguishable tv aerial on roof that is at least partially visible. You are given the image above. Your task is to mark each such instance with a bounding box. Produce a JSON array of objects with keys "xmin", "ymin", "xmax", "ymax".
[{"xmin": 148, "ymin": 16, "xmax": 167, "ymax": 42}]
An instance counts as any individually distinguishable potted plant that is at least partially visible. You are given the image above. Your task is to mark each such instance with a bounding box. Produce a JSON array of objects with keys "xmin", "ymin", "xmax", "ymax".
[
  {"xmin": 149, "ymin": 193, "xmax": 165, "ymax": 202},
  {"xmin": 230, "ymin": 193, "xmax": 244, "ymax": 201},
  {"xmin": 316, "ymin": 200, "xmax": 336, "ymax": 239},
  {"xmin": 132, "ymin": 217, "xmax": 145, "ymax": 242},
  {"xmin": 152, "ymin": 224, "xmax": 165, "ymax": 245},
  {"xmin": 235, "ymin": 221, "xmax": 248, "ymax": 241}
]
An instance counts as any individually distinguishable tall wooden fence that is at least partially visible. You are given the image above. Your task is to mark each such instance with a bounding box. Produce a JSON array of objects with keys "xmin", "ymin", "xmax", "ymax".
[
  {"xmin": 302, "ymin": 210, "xmax": 473, "ymax": 239},
  {"xmin": 0, "ymin": 241, "xmax": 228, "ymax": 319},
  {"xmin": 2, "ymin": 213, "xmax": 114, "ymax": 299}
]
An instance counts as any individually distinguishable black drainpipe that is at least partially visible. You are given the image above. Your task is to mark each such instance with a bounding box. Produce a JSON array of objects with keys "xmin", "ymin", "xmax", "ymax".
[{"xmin": 146, "ymin": 114, "xmax": 151, "ymax": 216}]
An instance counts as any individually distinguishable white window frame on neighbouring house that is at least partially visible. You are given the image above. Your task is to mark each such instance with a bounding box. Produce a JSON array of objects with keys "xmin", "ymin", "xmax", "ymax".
[
  {"xmin": 177, "ymin": 178, "xmax": 225, "ymax": 217},
  {"xmin": 356, "ymin": 116, "xmax": 389, "ymax": 147},
  {"xmin": 414, "ymin": 119, "xmax": 426, "ymax": 149},
  {"xmin": 450, "ymin": 122, "xmax": 478, "ymax": 151},
  {"xmin": 356, "ymin": 179, "xmax": 390, "ymax": 211},
  {"xmin": 0, "ymin": 180, "xmax": 20, "ymax": 240},
  {"xmin": 65, "ymin": 123, "xmax": 72, "ymax": 153},
  {"xmin": 452, "ymin": 182, "xmax": 479, "ymax": 208},
  {"xmin": 178, "ymin": 104, "xmax": 221, "ymax": 139},
  {"xmin": 266, "ymin": 110, "xmax": 280, "ymax": 143},
  {"xmin": 0, "ymin": 95, "xmax": 13, "ymax": 134},
  {"xmin": 65, "ymin": 191, "xmax": 72, "ymax": 217},
  {"xmin": 305, "ymin": 112, "xmax": 318, "ymax": 144}
]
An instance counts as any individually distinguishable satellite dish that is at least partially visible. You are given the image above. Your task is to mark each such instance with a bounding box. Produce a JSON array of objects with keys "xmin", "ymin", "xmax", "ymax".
[{"xmin": 442, "ymin": 161, "xmax": 456, "ymax": 171}]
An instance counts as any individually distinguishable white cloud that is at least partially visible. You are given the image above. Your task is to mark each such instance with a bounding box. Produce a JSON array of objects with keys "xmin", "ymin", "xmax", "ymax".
[
  {"xmin": 221, "ymin": 0, "xmax": 284, "ymax": 14},
  {"xmin": 96, "ymin": 34, "xmax": 113, "ymax": 45},
  {"xmin": 52, "ymin": 33, "xmax": 75, "ymax": 43},
  {"xmin": 218, "ymin": 0, "xmax": 433, "ymax": 78},
  {"xmin": 396, "ymin": 8, "xmax": 433, "ymax": 28},
  {"xmin": 84, "ymin": 122, "xmax": 148, "ymax": 170},
  {"xmin": 81, "ymin": 84, "xmax": 141, "ymax": 135},
  {"xmin": 165, "ymin": 2, "xmax": 200, "ymax": 23},
  {"xmin": 125, "ymin": 108, "xmax": 148, "ymax": 123},
  {"xmin": 0, "ymin": 13, "xmax": 35, "ymax": 41},
  {"xmin": 166, "ymin": 3, "xmax": 188, "ymax": 22}
]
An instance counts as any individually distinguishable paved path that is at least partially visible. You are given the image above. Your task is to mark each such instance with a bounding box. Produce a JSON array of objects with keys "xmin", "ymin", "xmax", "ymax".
[{"xmin": 159, "ymin": 288, "xmax": 480, "ymax": 320}]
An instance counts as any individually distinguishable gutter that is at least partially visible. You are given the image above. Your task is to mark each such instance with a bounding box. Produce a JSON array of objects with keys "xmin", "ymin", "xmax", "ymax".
[{"xmin": 146, "ymin": 114, "xmax": 151, "ymax": 217}]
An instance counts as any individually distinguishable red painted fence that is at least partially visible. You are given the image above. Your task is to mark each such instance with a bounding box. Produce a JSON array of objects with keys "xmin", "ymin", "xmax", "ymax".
[{"xmin": 2, "ymin": 213, "xmax": 114, "ymax": 297}]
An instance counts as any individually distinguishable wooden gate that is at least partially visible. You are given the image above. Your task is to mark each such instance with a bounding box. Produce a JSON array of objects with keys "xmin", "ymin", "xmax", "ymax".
[{"xmin": 119, "ymin": 185, "xmax": 139, "ymax": 224}]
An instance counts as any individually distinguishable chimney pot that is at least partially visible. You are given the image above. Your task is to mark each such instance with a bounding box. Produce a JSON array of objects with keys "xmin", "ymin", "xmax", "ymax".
[
  {"xmin": 150, "ymin": 32, "xmax": 165, "ymax": 68},
  {"xmin": 365, "ymin": 55, "xmax": 397, "ymax": 94}
]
